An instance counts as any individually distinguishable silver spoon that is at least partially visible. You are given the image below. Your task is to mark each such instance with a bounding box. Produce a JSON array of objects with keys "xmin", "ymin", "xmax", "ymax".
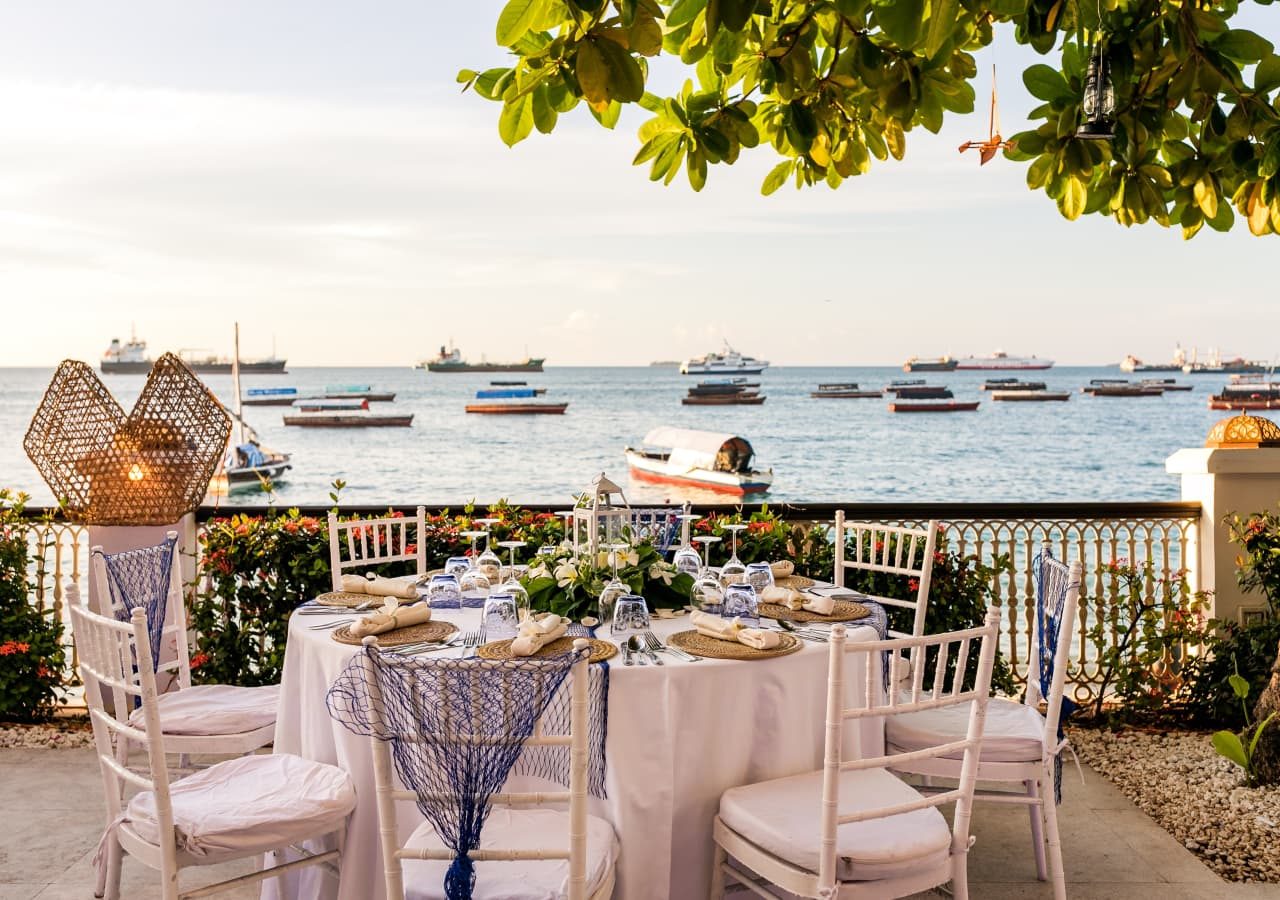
[{"xmin": 626, "ymin": 635, "xmax": 649, "ymax": 665}]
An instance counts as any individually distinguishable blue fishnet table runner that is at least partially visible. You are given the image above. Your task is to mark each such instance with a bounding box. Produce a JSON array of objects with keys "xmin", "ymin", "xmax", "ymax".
[
  {"xmin": 327, "ymin": 644, "xmax": 587, "ymax": 900},
  {"xmin": 96, "ymin": 535, "xmax": 176, "ymax": 673},
  {"xmin": 1035, "ymin": 550, "xmax": 1079, "ymax": 804}
]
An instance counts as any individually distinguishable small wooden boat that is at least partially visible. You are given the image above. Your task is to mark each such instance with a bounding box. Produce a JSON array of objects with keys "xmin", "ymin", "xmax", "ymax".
[
  {"xmin": 211, "ymin": 324, "xmax": 293, "ymax": 493},
  {"xmin": 243, "ymin": 387, "xmax": 301, "ymax": 406},
  {"xmin": 624, "ymin": 427, "xmax": 772, "ymax": 494},
  {"xmin": 1084, "ymin": 384, "xmax": 1164, "ymax": 396},
  {"xmin": 1141, "ymin": 379, "xmax": 1192, "ymax": 392},
  {"xmin": 284, "ymin": 398, "xmax": 413, "ymax": 426},
  {"xmin": 981, "ymin": 379, "xmax": 1047, "ymax": 391},
  {"xmin": 323, "ymin": 384, "xmax": 396, "ymax": 402},
  {"xmin": 990, "ymin": 390, "xmax": 1070, "ymax": 402},
  {"xmin": 811, "ymin": 383, "xmax": 882, "ymax": 399},
  {"xmin": 1209, "ymin": 380, "xmax": 1280, "ymax": 410},
  {"xmin": 682, "ymin": 393, "xmax": 766, "ymax": 405},
  {"xmin": 889, "ymin": 400, "xmax": 980, "ymax": 412},
  {"xmin": 888, "ymin": 379, "xmax": 927, "ymax": 387},
  {"xmin": 490, "ymin": 380, "xmax": 527, "ymax": 386},
  {"xmin": 887, "ymin": 386, "xmax": 953, "ymax": 399},
  {"xmin": 465, "ymin": 402, "xmax": 569, "ymax": 414}
]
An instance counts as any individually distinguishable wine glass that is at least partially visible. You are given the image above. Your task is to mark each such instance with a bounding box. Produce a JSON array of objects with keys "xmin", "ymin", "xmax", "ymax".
[
  {"xmin": 611, "ymin": 594, "xmax": 650, "ymax": 640},
  {"xmin": 475, "ymin": 531, "xmax": 502, "ymax": 584},
  {"xmin": 720, "ymin": 524, "xmax": 749, "ymax": 587},
  {"xmin": 496, "ymin": 540, "xmax": 530, "ymax": 620},
  {"xmin": 691, "ymin": 535, "xmax": 724, "ymax": 614},
  {"xmin": 722, "ymin": 582, "xmax": 760, "ymax": 626},
  {"xmin": 598, "ymin": 542, "xmax": 631, "ymax": 629},
  {"xmin": 459, "ymin": 531, "xmax": 491, "ymax": 606},
  {"xmin": 483, "ymin": 593, "xmax": 520, "ymax": 641},
  {"xmin": 672, "ymin": 514, "xmax": 702, "ymax": 576},
  {"xmin": 424, "ymin": 573, "xmax": 462, "ymax": 610},
  {"xmin": 745, "ymin": 561, "xmax": 774, "ymax": 595},
  {"xmin": 555, "ymin": 510, "xmax": 575, "ymax": 551}
]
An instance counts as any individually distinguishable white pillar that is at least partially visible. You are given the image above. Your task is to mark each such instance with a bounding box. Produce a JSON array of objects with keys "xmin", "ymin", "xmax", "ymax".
[{"xmin": 1166, "ymin": 447, "xmax": 1280, "ymax": 623}]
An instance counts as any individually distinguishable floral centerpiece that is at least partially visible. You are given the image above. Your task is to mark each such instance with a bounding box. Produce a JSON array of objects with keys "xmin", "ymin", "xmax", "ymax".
[{"xmin": 520, "ymin": 539, "xmax": 694, "ymax": 621}]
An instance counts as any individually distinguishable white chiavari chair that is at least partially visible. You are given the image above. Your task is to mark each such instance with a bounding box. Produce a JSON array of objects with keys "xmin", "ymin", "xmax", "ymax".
[
  {"xmin": 886, "ymin": 548, "xmax": 1082, "ymax": 900},
  {"xmin": 328, "ymin": 506, "xmax": 428, "ymax": 590},
  {"xmin": 72, "ymin": 603, "xmax": 355, "ymax": 900},
  {"xmin": 709, "ymin": 610, "xmax": 1001, "ymax": 899},
  {"xmin": 833, "ymin": 514, "xmax": 939, "ymax": 640},
  {"xmin": 85, "ymin": 532, "xmax": 278, "ymax": 759},
  {"xmin": 355, "ymin": 638, "xmax": 617, "ymax": 900}
]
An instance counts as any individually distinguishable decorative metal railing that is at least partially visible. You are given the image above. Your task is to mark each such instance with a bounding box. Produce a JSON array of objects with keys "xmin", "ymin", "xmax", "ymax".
[{"xmin": 24, "ymin": 501, "xmax": 1202, "ymax": 704}]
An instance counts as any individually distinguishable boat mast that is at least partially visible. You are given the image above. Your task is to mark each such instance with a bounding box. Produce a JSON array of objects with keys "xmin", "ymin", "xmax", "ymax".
[{"xmin": 232, "ymin": 322, "xmax": 246, "ymax": 444}]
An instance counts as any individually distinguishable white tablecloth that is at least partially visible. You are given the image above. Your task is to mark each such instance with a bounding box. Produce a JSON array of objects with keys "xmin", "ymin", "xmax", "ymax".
[{"xmin": 263, "ymin": 606, "xmax": 884, "ymax": 900}]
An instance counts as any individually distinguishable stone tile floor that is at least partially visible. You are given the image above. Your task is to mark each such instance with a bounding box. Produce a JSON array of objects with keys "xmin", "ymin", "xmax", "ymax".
[{"xmin": 1, "ymin": 747, "xmax": 1274, "ymax": 899}]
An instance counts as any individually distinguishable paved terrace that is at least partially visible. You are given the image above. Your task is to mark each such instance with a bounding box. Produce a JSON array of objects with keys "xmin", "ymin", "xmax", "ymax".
[{"xmin": 0, "ymin": 748, "xmax": 1272, "ymax": 900}]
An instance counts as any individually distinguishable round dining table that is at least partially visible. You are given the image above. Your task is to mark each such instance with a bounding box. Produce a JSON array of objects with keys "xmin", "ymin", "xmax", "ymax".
[{"xmin": 262, "ymin": 603, "xmax": 885, "ymax": 900}]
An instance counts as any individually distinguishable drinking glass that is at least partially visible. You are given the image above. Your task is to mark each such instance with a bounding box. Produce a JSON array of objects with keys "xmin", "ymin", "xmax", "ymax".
[
  {"xmin": 496, "ymin": 540, "xmax": 530, "ymax": 621},
  {"xmin": 745, "ymin": 562, "xmax": 774, "ymax": 594},
  {"xmin": 444, "ymin": 555, "xmax": 472, "ymax": 578},
  {"xmin": 424, "ymin": 573, "xmax": 462, "ymax": 610},
  {"xmin": 598, "ymin": 542, "xmax": 630, "ymax": 628},
  {"xmin": 475, "ymin": 531, "xmax": 502, "ymax": 584},
  {"xmin": 482, "ymin": 593, "xmax": 520, "ymax": 641},
  {"xmin": 720, "ymin": 524, "xmax": 749, "ymax": 587},
  {"xmin": 722, "ymin": 582, "xmax": 760, "ymax": 626},
  {"xmin": 691, "ymin": 572, "xmax": 724, "ymax": 615},
  {"xmin": 611, "ymin": 594, "xmax": 650, "ymax": 639},
  {"xmin": 672, "ymin": 514, "xmax": 702, "ymax": 576}
]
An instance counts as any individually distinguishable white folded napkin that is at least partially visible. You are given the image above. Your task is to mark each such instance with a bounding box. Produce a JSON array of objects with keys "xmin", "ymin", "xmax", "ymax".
[
  {"xmin": 769, "ymin": 560, "xmax": 795, "ymax": 578},
  {"xmin": 690, "ymin": 610, "xmax": 781, "ymax": 650},
  {"xmin": 510, "ymin": 613, "xmax": 569, "ymax": 657},
  {"xmin": 350, "ymin": 602, "xmax": 432, "ymax": 638},
  {"xmin": 338, "ymin": 573, "xmax": 418, "ymax": 599},
  {"xmin": 760, "ymin": 586, "xmax": 835, "ymax": 616}
]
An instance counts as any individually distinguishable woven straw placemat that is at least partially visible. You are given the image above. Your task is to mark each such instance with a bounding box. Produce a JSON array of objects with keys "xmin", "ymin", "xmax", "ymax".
[
  {"xmin": 330, "ymin": 620, "xmax": 458, "ymax": 647},
  {"xmin": 775, "ymin": 575, "xmax": 816, "ymax": 591},
  {"xmin": 668, "ymin": 629, "xmax": 802, "ymax": 660},
  {"xmin": 313, "ymin": 591, "xmax": 376, "ymax": 608},
  {"xmin": 476, "ymin": 636, "xmax": 617, "ymax": 663},
  {"xmin": 760, "ymin": 599, "xmax": 870, "ymax": 624}
]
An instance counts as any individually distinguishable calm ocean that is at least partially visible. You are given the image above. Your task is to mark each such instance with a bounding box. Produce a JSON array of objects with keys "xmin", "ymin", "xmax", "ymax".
[{"xmin": 0, "ymin": 365, "xmax": 1242, "ymax": 508}]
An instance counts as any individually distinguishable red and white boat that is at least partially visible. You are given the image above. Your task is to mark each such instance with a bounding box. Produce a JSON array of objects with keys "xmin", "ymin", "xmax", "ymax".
[
  {"xmin": 624, "ymin": 427, "xmax": 772, "ymax": 495},
  {"xmin": 955, "ymin": 350, "xmax": 1054, "ymax": 370}
]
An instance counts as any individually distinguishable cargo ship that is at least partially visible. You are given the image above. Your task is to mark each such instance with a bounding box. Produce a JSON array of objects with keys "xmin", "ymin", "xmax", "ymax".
[
  {"xmin": 419, "ymin": 343, "xmax": 545, "ymax": 373},
  {"xmin": 101, "ymin": 332, "xmax": 286, "ymax": 374},
  {"xmin": 902, "ymin": 356, "xmax": 959, "ymax": 372},
  {"xmin": 1181, "ymin": 347, "xmax": 1267, "ymax": 374},
  {"xmin": 954, "ymin": 350, "xmax": 1054, "ymax": 371},
  {"xmin": 1119, "ymin": 346, "xmax": 1186, "ymax": 373}
]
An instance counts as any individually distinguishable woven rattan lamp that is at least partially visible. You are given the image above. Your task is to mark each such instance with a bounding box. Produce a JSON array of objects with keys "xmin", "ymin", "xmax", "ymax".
[
  {"xmin": 24, "ymin": 354, "xmax": 231, "ymax": 525},
  {"xmin": 1205, "ymin": 412, "xmax": 1280, "ymax": 449}
]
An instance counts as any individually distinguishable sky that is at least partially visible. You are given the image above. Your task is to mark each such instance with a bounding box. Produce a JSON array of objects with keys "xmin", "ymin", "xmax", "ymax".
[{"xmin": 0, "ymin": 2, "xmax": 1277, "ymax": 367}]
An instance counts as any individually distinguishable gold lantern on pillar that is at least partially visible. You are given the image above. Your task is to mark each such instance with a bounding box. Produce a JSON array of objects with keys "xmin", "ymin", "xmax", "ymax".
[{"xmin": 571, "ymin": 473, "xmax": 632, "ymax": 559}]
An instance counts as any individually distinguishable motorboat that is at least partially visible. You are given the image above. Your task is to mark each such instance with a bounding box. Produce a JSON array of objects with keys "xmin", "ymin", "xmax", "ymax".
[
  {"xmin": 1140, "ymin": 379, "xmax": 1192, "ymax": 392},
  {"xmin": 680, "ymin": 342, "xmax": 769, "ymax": 375},
  {"xmin": 1209, "ymin": 377, "xmax": 1280, "ymax": 410},
  {"xmin": 888, "ymin": 400, "xmax": 980, "ymax": 412},
  {"xmin": 465, "ymin": 387, "xmax": 567, "ymax": 414},
  {"xmin": 209, "ymin": 323, "xmax": 292, "ymax": 494},
  {"xmin": 886, "ymin": 384, "xmax": 953, "ymax": 399},
  {"xmin": 322, "ymin": 384, "xmax": 396, "ymax": 402},
  {"xmin": 981, "ymin": 378, "xmax": 1047, "ymax": 391},
  {"xmin": 954, "ymin": 351, "xmax": 1054, "ymax": 370},
  {"xmin": 810, "ymin": 383, "xmax": 882, "ymax": 398},
  {"xmin": 624, "ymin": 427, "xmax": 773, "ymax": 494},
  {"xmin": 990, "ymin": 390, "xmax": 1070, "ymax": 402}
]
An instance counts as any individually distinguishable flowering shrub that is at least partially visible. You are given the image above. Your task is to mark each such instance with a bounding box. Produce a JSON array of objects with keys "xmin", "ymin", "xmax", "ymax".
[
  {"xmin": 1086, "ymin": 558, "xmax": 1210, "ymax": 722},
  {"xmin": 0, "ymin": 489, "xmax": 65, "ymax": 721},
  {"xmin": 521, "ymin": 542, "xmax": 693, "ymax": 621},
  {"xmin": 694, "ymin": 507, "xmax": 831, "ymax": 575},
  {"xmin": 1226, "ymin": 510, "xmax": 1280, "ymax": 617}
]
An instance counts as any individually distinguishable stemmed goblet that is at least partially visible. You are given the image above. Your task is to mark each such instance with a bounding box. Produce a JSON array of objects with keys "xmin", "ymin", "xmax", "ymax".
[
  {"xmin": 495, "ymin": 540, "xmax": 530, "ymax": 621},
  {"xmin": 672, "ymin": 514, "xmax": 702, "ymax": 576},
  {"xmin": 691, "ymin": 535, "xmax": 723, "ymax": 614},
  {"xmin": 598, "ymin": 542, "xmax": 631, "ymax": 629},
  {"xmin": 719, "ymin": 524, "xmax": 749, "ymax": 587}
]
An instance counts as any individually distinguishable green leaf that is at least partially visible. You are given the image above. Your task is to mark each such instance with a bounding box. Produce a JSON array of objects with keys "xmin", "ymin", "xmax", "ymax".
[
  {"xmin": 761, "ymin": 159, "xmax": 792, "ymax": 195},
  {"xmin": 924, "ymin": 0, "xmax": 959, "ymax": 60},
  {"xmin": 456, "ymin": 69, "xmax": 478, "ymax": 85},
  {"xmin": 707, "ymin": 0, "xmax": 755, "ymax": 35},
  {"xmin": 1023, "ymin": 65, "xmax": 1071, "ymax": 102},
  {"xmin": 590, "ymin": 98, "xmax": 622, "ymax": 128},
  {"xmin": 576, "ymin": 41, "xmax": 610, "ymax": 104},
  {"xmin": 1261, "ymin": 139, "xmax": 1280, "ymax": 179},
  {"xmin": 531, "ymin": 84, "xmax": 558, "ymax": 134},
  {"xmin": 1215, "ymin": 29, "xmax": 1274, "ymax": 63},
  {"xmin": 596, "ymin": 36, "xmax": 646, "ymax": 102},
  {"xmin": 873, "ymin": 0, "xmax": 926, "ymax": 50},
  {"xmin": 1229, "ymin": 672, "xmax": 1251, "ymax": 700},
  {"xmin": 1248, "ymin": 712, "xmax": 1278, "ymax": 758},
  {"xmin": 498, "ymin": 94, "xmax": 535, "ymax": 146},
  {"xmin": 1257, "ymin": 55, "xmax": 1280, "ymax": 93},
  {"xmin": 496, "ymin": 0, "xmax": 543, "ymax": 46},
  {"xmin": 1212, "ymin": 730, "xmax": 1249, "ymax": 770},
  {"xmin": 1061, "ymin": 176, "xmax": 1087, "ymax": 220},
  {"xmin": 666, "ymin": 0, "xmax": 707, "ymax": 28}
]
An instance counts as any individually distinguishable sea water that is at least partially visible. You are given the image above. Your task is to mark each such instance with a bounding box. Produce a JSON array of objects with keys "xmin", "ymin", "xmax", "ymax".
[{"xmin": 0, "ymin": 365, "xmax": 1240, "ymax": 507}]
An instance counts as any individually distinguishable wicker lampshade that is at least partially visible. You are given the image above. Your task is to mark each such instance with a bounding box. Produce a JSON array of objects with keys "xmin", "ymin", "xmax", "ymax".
[
  {"xmin": 24, "ymin": 354, "xmax": 232, "ymax": 525},
  {"xmin": 1204, "ymin": 413, "xmax": 1280, "ymax": 449}
]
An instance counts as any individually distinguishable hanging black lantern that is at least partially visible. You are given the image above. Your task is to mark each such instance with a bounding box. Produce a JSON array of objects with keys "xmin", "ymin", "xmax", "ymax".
[{"xmin": 1077, "ymin": 44, "xmax": 1116, "ymax": 140}]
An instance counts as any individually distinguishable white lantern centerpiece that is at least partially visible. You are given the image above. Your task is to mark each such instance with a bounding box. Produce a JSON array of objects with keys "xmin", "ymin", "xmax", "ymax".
[{"xmin": 572, "ymin": 473, "xmax": 632, "ymax": 559}]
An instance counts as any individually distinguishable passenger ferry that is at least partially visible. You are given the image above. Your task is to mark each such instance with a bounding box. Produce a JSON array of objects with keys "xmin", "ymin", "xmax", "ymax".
[
  {"xmin": 954, "ymin": 350, "xmax": 1054, "ymax": 371},
  {"xmin": 680, "ymin": 342, "xmax": 769, "ymax": 375}
]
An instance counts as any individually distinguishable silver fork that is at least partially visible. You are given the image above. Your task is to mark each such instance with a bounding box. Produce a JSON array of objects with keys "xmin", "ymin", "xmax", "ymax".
[
  {"xmin": 308, "ymin": 618, "xmax": 355, "ymax": 630},
  {"xmin": 644, "ymin": 631, "xmax": 699, "ymax": 662},
  {"xmin": 456, "ymin": 630, "xmax": 476, "ymax": 658}
]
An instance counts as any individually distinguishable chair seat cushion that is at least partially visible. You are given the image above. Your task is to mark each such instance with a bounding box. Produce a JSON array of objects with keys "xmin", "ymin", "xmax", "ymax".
[
  {"xmin": 125, "ymin": 753, "xmax": 355, "ymax": 862},
  {"xmin": 129, "ymin": 684, "xmax": 280, "ymax": 736},
  {"xmin": 402, "ymin": 807, "xmax": 618, "ymax": 900},
  {"xmin": 886, "ymin": 697, "xmax": 1045, "ymax": 763},
  {"xmin": 718, "ymin": 768, "xmax": 951, "ymax": 882}
]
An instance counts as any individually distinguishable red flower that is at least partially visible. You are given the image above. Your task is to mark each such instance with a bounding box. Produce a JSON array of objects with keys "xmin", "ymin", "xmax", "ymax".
[
  {"xmin": 908, "ymin": 578, "xmax": 920, "ymax": 592},
  {"xmin": 189, "ymin": 652, "xmax": 211, "ymax": 670},
  {"xmin": 405, "ymin": 543, "xmax": 418, "ymax": 554},
  {"xmin": 0, "ymin": 640, "xmax": 31, "ymax": 656},
  {"xmin": 874, "ymin": 541, "xmax": 885, "ymax": 553}
]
